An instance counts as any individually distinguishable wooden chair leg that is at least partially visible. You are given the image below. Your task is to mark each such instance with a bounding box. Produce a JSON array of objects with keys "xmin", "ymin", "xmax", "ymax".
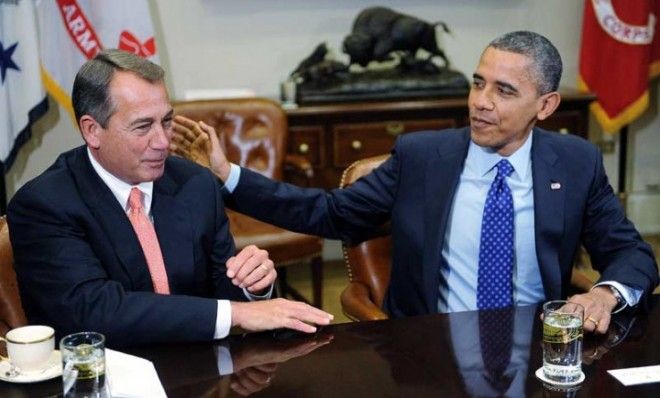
[{"xmin": 311, "ymin": 256, "xmax": 323, "ymax": 309}]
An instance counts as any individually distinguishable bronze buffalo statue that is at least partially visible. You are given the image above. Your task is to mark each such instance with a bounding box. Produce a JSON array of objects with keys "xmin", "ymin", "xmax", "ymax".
[{"xmin": 343, "ymin": 6, "xmax": 451, "ymax": 68}]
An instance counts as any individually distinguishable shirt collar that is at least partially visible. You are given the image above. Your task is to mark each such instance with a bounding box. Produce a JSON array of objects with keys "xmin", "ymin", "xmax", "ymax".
[
  {"xmin": 87, "ymin": 147, "xmax": 154, "ymax": 214},
  {"xmin": 467, "ymin": 130, "xmax": 533, "ymax": 180}
]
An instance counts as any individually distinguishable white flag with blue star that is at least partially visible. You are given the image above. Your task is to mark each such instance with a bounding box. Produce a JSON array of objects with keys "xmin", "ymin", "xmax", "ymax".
[{"xmin": 0, "ymin": 0, "xmax": 48, "ymax": 171}]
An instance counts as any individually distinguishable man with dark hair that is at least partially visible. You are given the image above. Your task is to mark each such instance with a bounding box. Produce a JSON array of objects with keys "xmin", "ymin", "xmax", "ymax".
[
  {"xmin": 7, "ymin": 49, "xmax": 332, "ymax": 346},
  {"xmin": 174, "ymin": 31, "xmax": 658, "ymax": 334}
]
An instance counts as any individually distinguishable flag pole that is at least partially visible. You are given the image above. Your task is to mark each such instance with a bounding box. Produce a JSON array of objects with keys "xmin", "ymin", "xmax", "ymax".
[
  {"xmin": 618, "ymin": 125, "xmax": 629, "ymax": 212},
  {"xmin": 0, "ymin": 167, "xmax": 6, "ymax": 215}
]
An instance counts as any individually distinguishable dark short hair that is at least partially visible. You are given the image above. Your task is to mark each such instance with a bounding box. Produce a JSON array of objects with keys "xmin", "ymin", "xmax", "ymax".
[
  {"xmin": 488, "ymin": 31, "xmax": 562, "ymax": 94},
  {"xmin": 72, "ymin": 49, "xmax": 164, "ymax": 128}
]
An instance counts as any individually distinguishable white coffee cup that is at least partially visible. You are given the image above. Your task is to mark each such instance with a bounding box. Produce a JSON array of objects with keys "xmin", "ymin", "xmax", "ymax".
[{"xmin": 0, "ymin": 325, "xmax": 55, "ymax": 372}]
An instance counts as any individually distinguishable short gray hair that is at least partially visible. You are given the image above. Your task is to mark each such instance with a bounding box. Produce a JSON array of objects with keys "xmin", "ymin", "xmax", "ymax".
[
  {"xmin": 72, "ymin": 49, "xmax": 164, "ymax": 128},
  {"xmin": 488, "ymin": 31, "xmax": 562, "ymax": 94}
]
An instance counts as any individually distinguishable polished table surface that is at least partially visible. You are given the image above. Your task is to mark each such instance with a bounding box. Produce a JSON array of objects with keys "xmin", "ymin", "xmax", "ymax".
[{"xmin": 2, "ymin": 296, "xmax": 658, "ymax": 397}]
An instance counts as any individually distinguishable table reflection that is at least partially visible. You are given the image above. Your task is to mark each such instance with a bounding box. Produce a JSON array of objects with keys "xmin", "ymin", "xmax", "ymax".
[
  {"xmin": 0, "ymin": 299, "xmax": 654, "ymax": 398},
  {"xmin": 448, "ymin": 305, "xmax": 536, "ymax": 397}
]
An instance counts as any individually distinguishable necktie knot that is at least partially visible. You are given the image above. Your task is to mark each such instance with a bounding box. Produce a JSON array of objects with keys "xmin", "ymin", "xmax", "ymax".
[
  {"xmin": 496, "ymin": 159, "xmax": 514, "ymax": 179},
  {"xmin": 128, "ymin": 187, "xmax": 144, "ymax": 213}
]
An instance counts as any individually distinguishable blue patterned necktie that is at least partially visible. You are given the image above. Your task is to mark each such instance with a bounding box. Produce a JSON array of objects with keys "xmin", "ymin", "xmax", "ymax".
[
  {"xmin": 477, "ymin": 159, "xmax": 514, "ymax": 310},
  {"xmin": 479, "ymin": 307, "xmax": 515, "ymax": 394}
]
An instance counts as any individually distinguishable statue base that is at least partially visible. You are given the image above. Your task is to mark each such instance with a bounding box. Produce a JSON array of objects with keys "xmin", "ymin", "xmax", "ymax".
[{"xmin": 296, "ymin": 68, "xmax": 469, "ymax": 105}]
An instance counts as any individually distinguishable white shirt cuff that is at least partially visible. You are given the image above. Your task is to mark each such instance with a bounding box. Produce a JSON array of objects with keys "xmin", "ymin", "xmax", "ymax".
[
  {"xmin": 223, "ymin": 163, "xmax": 241, "ymax": 193},
  {"xmin": 243, "ymin": 283, "xmax": 274, "ymax": 301},
  {"xmin": 214, "ymin": 345, "xmax": 234, "ymax": 375},
  {"xmin": 213, "ymin": 299, "xmax": 232, "ymax": 339},
  {"xmin": 593, "ymin": 281, "xmax": 642, "ymax": 313}
]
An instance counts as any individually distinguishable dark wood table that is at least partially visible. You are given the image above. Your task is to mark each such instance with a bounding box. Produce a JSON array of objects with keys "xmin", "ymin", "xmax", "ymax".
[{"xmin": 2, "ymin": 296, "xmax": 658, "ymax": 397}]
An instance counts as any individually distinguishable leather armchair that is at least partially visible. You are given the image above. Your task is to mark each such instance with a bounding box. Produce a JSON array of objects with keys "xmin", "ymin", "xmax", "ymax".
[
  {"xmin": 172, "ymin": 98, "xmax": 324, "ymax": 307},
  {"xmin": 339, "ymin": 155, "xmax": 391, "ymax": 321},
  {"xmin": 338, "ymin": 154, "xmax": 595, "ymax": 322},
  {"xmin": 0, "ymin": 216, "xmax": 27, "ymax": 338}
]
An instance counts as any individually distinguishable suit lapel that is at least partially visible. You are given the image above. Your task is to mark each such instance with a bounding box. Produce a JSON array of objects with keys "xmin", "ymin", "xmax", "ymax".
[
  {"xmin": 423, "ymin": 130, "xmax": 470, "ymax": 312},
  {"xmin": 69, "ymin": 147, "xmax": 154, "ymax": 291},
  {"xmin": 152, "ymin": 173, "xmax": 194, "ymax": 294},
  {"xmin": 531, "ymin": 130, "xmax": 566, "ymax": 300}
]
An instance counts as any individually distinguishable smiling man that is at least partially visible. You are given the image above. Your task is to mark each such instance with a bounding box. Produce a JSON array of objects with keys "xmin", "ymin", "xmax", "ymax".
[
  {"xmin": 7, "ymin": 50, "xmax": 332, "ymax": 346},
  {"xmin": 174, "ymin": 31, "xmax": 658, "ymax": 334}
]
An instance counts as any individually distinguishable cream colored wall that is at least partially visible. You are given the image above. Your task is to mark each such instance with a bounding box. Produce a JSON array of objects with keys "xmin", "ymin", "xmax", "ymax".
[{"xmin": 6, "ymin": 0, "xmax": 659, "ymax": 232}]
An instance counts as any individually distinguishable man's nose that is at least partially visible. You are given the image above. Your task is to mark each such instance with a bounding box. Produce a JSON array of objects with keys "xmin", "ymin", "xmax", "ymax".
[
  {"xmin": 472, "ymin": 88, "xmax": 495, "ymax": 111},
  {"xmin": 150, "ymin": 124, "xmax": 170, "ymax": 149}
]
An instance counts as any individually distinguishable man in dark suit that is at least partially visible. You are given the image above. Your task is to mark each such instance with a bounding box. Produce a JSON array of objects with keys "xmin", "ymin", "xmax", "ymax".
[
  {"xmin": 7, "ymin": 50, "xmax": 332, "ymax": 347},
  {"xmin": 173, "ymin": 31, "xmax": 658, "ymax": 334}
]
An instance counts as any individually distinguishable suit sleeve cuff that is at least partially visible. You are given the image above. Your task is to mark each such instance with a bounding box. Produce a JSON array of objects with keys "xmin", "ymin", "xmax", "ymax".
[
  {"xmin": 214, "ymin": 299, "xmax": 232, "ymax": 339},
  {"xmin": 223, "ymin": 163, "xmax": 241, "ymax": 193}
]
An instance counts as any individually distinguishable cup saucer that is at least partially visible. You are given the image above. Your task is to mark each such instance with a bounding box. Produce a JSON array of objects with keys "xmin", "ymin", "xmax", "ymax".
[
  {"xmin": 0, "ymin": 350, "xmax": 62, "ymax": 383},
  {"xmin": 535, "ymin": 367, "xmax": 585, "ymax": 388}
]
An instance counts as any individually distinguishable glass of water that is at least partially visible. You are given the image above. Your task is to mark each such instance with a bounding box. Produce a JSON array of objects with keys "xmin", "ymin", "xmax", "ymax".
[
  {"xmin": 61, "ymin": 332, "xmax": 107, "ymax": 397},
  {"xmin": 542, "ymin": 300, "xmax": 584, "ymax": 384}
]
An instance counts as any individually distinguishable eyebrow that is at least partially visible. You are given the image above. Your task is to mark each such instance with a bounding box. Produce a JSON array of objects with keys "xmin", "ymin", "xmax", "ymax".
[
  {"xmin": 129, "ymin": 109, "xmax": 174, "ymax": 127},
  {"xmin": 472, "ymin": 73, "xmax": 518, "ymax": 93}
]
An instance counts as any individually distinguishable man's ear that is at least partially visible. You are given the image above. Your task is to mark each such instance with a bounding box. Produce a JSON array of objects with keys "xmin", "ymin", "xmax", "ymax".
[
  {"xmin": 537, "ymin": 91, "xmax": 561, "ymax": 121},
  {"xmin": 79, "ymin": 115, "xmax": 102, "ymax": 149}
]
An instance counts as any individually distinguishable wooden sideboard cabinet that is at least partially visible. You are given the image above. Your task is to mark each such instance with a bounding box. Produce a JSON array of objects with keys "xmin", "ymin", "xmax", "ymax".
[{"xmin": 285, "ymin": 90, "xmax": 595, "ymax": 189}]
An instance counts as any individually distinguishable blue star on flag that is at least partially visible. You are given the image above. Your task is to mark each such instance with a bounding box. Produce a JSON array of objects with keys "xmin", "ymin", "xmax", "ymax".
[{"xmin": 0, "ymin": 40, "xmax": 21, "ymax": 84}]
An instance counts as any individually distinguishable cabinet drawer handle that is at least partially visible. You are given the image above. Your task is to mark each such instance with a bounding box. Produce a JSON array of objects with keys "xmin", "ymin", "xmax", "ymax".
[
  {"xmin": 559, "ymin": 128, "xmax": 569, "ymax": 135},
  {"xmin": 351, "ymin": 140, "xmax": 363, "ymax": 151},
  {"xmin": 298, "ymin": 143, "xmax": 310, "ymax": 154},
  {"xmin": 386, "ymin": 122, "xmax": 405, "ymax": 136}
]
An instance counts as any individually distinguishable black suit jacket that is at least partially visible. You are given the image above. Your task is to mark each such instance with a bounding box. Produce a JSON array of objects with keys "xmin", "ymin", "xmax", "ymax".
[
  {"xmin": 227, "ymin": 127, "xmax": 658, "ymax": 317},
  {"xmin": 8, "ymin": 146, "xmax": 246, "ymax": 346}
]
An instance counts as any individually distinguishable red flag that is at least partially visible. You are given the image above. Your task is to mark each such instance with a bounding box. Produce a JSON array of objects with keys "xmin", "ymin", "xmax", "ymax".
[{"xmin": 579, "ymin": 0, "xmax": 659, "ymax": 133}]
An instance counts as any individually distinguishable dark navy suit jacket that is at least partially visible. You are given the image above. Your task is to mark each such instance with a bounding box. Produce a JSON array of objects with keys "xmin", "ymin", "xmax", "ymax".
[
  {"xmin": 227, "ymin": 127, "xmax": 658, "ymax": 318},
  {"xmin": 7, "ymin": 146, "xmax": 246, "ymax": 346}
]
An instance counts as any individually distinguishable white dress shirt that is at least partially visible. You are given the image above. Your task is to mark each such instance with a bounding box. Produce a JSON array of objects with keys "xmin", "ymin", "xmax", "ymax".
[{"xmin": 87, "ymin": 149, "xmax": 271, "ymax": 339}]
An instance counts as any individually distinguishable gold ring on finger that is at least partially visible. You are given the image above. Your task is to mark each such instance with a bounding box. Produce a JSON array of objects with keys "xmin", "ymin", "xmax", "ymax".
[{"xmin": 587, "ymin": 316, "xmax": 599, "ymax": 327}]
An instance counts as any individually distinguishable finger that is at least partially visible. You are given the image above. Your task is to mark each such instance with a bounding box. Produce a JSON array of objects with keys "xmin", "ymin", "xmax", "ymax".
[
  {"xmin": 242, "ymin": 260, "xmax": 274, "ymax": 289},
  {"xmin": 226, "ymin": 256, "xmax": 238, "ymax": 278},
  {"xmin": 200, "ymin": 120, "xmax": 222, "ymax": 145},
  {"xmin": 230, "ymin": 378, "xmax": 258, "ymax": 396},
  {"xmin": 247, "ymin": 269, "xmax": 277, "ymax": 293},
  {"xmin": 283, "ymin": 300, "xmax": 334, "ymax": 325},
  {"xmin": 595, "ymin": 313, "xmax": 611, "ymax": 334},
  {"xmin": 253, "ymin": 363, "xmax": 278, "ymax": 373},
  {"xmin": 233, "ymin": 245, "xmax": 261, "ymax": 266},
  {"xmin": 233, "ymin": 248, "xmax": 269, "ymax": 286},
  {"xmin": 583, "ymin": 316, "xmax": 597, "ymax": 333},
  {"xmin": 233, "ymin": 256, "xmax": 263, "ymax": 288},
  {"xmin": 285, "ymin": 318, "xmax": 318, "ymax": 334},
  {"xmin": 227, "ymin": 247, "xmax": 258, "ymax": 280},
  {"xmin": 172, "ymin": 116, "xmax": 201, "ymax": 140},
  {"xmin": 199, "ymin": 120, "xmax": 218, "ymax": 138},
  {"xmin": 240, "ymin": 366, "xmax": 272, "ymax": 386}
]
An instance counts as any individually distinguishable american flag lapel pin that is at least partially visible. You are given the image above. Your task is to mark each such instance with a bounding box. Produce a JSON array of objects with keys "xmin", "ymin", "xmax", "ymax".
[{"xmin": 550, "ymin": 181, "xmax": 561, "ymax": 190}]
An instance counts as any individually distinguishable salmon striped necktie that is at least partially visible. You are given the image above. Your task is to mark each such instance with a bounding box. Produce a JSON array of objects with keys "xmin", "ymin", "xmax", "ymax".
[{"xmin": 127, "ymin": 187, "xmax": 170, "ymax": 294}]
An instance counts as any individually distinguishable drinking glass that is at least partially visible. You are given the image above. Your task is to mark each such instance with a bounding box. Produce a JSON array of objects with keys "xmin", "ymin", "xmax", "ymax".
[
  {"xmin": 61, "ymin": 332, "xmax": 107, "ymax": 397},
  {"xmin": 542, "ymin": 300, "xmax": 584, "ymax": 384}
]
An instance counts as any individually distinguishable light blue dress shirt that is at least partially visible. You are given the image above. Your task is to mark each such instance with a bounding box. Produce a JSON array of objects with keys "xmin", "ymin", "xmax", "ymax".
[
  {"xmin": 225, "ymin": 132, "xmax": 640, "ymax": 312},
  {"xmin": 438, "ymin": 131, "xmax": 640, "ymax": 313},
  {"xmin": 440, "ymin": 132, "xmax": 544, "ymax": 312}
]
